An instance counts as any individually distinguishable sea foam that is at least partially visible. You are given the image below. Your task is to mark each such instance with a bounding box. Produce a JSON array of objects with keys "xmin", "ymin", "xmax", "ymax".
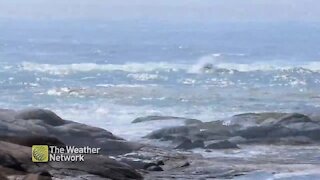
[
  {"xmin": 19, "ymin": 58, "xmax": 320, "ymax": 76},
  {"xmin": 20, "ymin": 62, "xmax": 186, "ymax": 75}
]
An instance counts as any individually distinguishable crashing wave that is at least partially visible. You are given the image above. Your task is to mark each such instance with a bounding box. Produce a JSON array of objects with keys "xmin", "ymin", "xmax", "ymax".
[
  {"xmin": 189, "ymin": 55, "xmax": 320, "ymax": 74},
  {"xmin": 19, "ymin": 58, "xmax": 320, "ymax": 76},
  {"xmin": 20, "ymin": 62, "xmax": 187, "ymax": 75}
]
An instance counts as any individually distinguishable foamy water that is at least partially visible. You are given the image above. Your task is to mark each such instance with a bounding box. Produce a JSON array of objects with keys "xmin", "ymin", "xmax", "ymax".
[
  {"xmin": 1, "ymin": 21, "xmax": 320, "ymax": 142},
  {"xmin": 1, "ymin": 59, "xmax": 320, "ymax": 141}
]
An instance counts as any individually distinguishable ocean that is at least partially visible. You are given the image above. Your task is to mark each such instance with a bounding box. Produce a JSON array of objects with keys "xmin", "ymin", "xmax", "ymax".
[{"xmin": 1, "ymin": 20, "xmax": 320, "ymax": 140}]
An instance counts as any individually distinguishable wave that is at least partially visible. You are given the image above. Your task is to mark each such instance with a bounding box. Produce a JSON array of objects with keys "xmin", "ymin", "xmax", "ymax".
[
  {"xmin": 127, "ymin": 73, "xmax": 168, "ymax": 81},
  {"xmin": 20, "ymin": 62, "xmax": 187, "ymax": 75},
  {"xmin": 19, "ymin": 59, "xmax": 320, "ymax": 75},
  {"xmin": 189, "ymin": 55, "xmax": 320, "ymax": 73}
]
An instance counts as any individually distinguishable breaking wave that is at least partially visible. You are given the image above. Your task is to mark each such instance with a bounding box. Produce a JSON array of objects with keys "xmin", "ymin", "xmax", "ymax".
[
  {"xmin": 20, "ymin": 62, "xmax": 187, "ymax": 75},
  {"xmin": 189, "ymin": 54, "xmax": 320, "ymax": 73},
  {"xmin": 18, "ymin": 58, "xmax": 320, "ymax": 76}
]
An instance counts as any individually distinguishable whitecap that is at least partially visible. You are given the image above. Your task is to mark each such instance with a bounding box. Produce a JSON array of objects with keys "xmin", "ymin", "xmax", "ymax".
[
  {"xmin": 20, "ymin": 61, "xmax": 187, "ymax": 75},
  {"xmin": 127, "ymin": 73, "xmax": 168, "ymax": 81}
]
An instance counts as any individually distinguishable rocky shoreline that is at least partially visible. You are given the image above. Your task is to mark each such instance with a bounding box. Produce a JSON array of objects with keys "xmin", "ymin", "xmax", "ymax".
[{"xmin": 1, "ymin": 108, "xmax": 320, "ymax": 179}]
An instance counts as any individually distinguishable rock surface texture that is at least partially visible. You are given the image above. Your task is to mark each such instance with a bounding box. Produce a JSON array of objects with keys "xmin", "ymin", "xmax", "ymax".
[
  {"xmin": 0, "ymin": 108, "xmax": 143, "ymax": 180},
  {"xmin": 142, "ymin": 113, "xmax": 320, "ymax": 148},
  {"xmin": 2, "ymin": 108, "xmax": 320, "ymax": 179}
]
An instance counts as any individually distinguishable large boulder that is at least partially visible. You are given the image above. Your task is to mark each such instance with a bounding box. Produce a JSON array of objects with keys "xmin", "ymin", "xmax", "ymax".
[
  {"xmin": 0, "ymin": 108, "xmax": 142, "ymax": 155},
  {"xmin": 0, "ymin": 108, "xmax": 144, "ymax": 179},
  {"xmin": 0, "ymin": 141, "xmax": 143, "ymax": 180},
  {"xmin": 15, "ymin": 109, "xmax": 66, "ymax": 126},
  {"xmin": 0, "ymin": 135, "xmax": 65, "ymax": 147}
]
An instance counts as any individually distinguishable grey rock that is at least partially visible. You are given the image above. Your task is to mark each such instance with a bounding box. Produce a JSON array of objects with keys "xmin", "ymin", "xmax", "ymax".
[
  {"xmin": 146, "ymin": 166, "xmax": 163, "ymax": 171},
  {"xmin": 228, "ymin": 136, "xmax": 247, "ymax": 144},
  {"xmin": 132, "ymin": 115, "xmax": 202, "ymax": 125},
  {"xmin": 23, "ymin": 172, "xmax": 52, "ymax": 180},
  {"xmin": 119, "ymin": 159, "xmax": 150, "ymax": 170},
  {"xmin": 205, "ymin": 140, "xmax": 239, "ymax": 149},
  {"xmin": 144, "ymin": 112, "xmax": 320, "ymax": 146},
  {"xmin": 0, "ymin": 108, "xmax": 142, "ymax": 155},
  {"xmin": 230, "ymin": 112, "xmax": 286, "ymax": 128},
  {"xmin": 156, "ymin": 160, "xmax": 165, "ymax": 166},
  {"xmin": 278, "ymin": 136, "xmax": 314, "ymax": 145},
  {"xmin": 277, "ymin": 113, "xmax": 313, "ymax": 125},
  {"xmin": 15, "ymin": 109, "xmax": 65, "ymax": 126},
  {"xmin": 0, "ymin": 135, "xmax": 65, "ymax": 147},
  {"xmin": 145, "ymin": 126, "xmax": 194, "ymax": 139},
  {"xmin": 0, "ymin": 108, "xmax": 144, "ymax": 179},
  {"xmin": 0, "ymin": 141, "xmax": 143, "ymax": 180},
  {"xmin": 180, "ymin": 162, "xmax": 190, "ymax": 167},
  {"xmin": 143, "ymin": 163, "xmax": 157, "ymax": 170},
  {"xmin": 0, "ymin": 172, "xmax": 8, "ymax": 180},
  {"xmin": 175, "ymin": 139, "xmax": 204, "ymax": 150}
]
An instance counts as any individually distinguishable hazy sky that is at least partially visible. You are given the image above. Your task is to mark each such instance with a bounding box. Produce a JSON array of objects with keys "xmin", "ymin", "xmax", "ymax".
[{"xmin": 0, "ymin": 0, "xmax": 319, "ymax": 22}]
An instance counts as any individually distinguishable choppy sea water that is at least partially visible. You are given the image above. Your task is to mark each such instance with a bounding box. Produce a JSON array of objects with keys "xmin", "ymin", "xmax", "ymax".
[
  {"xmin": 1, "ymin": 21, "xmax": 320, "ymax": 141},
  {"xmin": 2, "ymin": 59, "xmax": 320, "ymax": 140}
]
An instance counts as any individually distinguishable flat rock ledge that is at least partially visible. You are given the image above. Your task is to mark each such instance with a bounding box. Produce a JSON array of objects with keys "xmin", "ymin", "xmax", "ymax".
[{"xmin": 141, "ymin": 112, "xmax": 320, "ymax": 150}]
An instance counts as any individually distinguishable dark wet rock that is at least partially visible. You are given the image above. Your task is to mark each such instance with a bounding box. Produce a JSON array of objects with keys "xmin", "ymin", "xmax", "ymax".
[
  {"xmin": 230, "ymin": 113, "xmax": 313, "ymax": 128},
  {"xmin": 71, "ymin": 174, "xmax": 113, "ymax": 180},
  {"xmin": 228, "ymin": 112, "xmax": 320, "ymax": 144},
  {"xmin": 180, "ymin": 162, "xmax": 190, "ymax": 167},
  {"xmin": 0, "ymin": 135, "xmax": 65, "ymax": 147},
  {"xmin": 15, "ymin": 109, "xmax": 65, "ymax": 126},
  {"xmin": 143, "ymin": 163, "xmax": 157, "ymax": 170},
  {"xmin": 146, "ymin": 166, "xmax": 163, "ymax": 171},
  {"xmin": 0, "ymin": 108, "xmax": 143, "ymax": 179},
  {"xmin": 192, "ymin": 140, "xmax": 205, "ymax": 148},
  {"xmin": 193, "ymin": 130, "xmax": 229, "ymax": 141},
  {"xmin": 3, "ymin": 108, "xmax": 320, "ymax": 179},
  {"xmin": 145, "ymin": 112, "xmax": 320, "ymax": 147},
  {"xmin": 175, "ymin": 139, "xmax": 193, "ymax": 149},
  {"xmin": 235, "ymin": 114, "xmax": 320, "ymax": 143},
  {"xmin": 278, "ymin": 136, "xmax": 314, "ymax": 145},
  {"xmin": 144, "ymin": 118, "xmax": 236, "ymax": 147},
  {"xmin": 0, "ymin": 150, "xmax": 25, "ymax": 172},
  {"xmin": 145, "ymin": 126, "xmax": 195, "ymax": 139},
  {"xmin": 277, "ymin": 113, "xmax": 313, "ymax": 125},
  {"xmin": 202, "ymin": 63, "xmax": 214, "ymax": 71},
  {"xmin": 175, "ymin": 139, "xmax": 204, "ymax": 150},
  {"xmin": 132, "ymin": 115, "xmax": 202, "ymax": 125},
  {"xmin": 156, "ymin": 160, "xmax": 165, "ymax": 166},
  {"xmin": 205, "ymin": 140, "xmax": 239, "ymax": 149},
  {"xmin": 228, "ymin": 136, "xmax": 247, "ymax": 144},
  {"xmin": 170, "ymin": 136, "xmax": 190, "ymax": 144},
  {"xmin": 0, "ymin": 172, "xmax": 8, "ymax": 180},
  {"xmin": 145, "ymin": 121, "xmax": 232, "ymax": 143},
  {"xmin": 184, "ymin": 119, "xmax": 203, "ymax": 125},
  {"xmin": 119, "ymin": 159, "xmax": 150, "ymax": 170},
  {"xmin": 138, "ymin": 112, "xmax": 320, "ymax": 179},
  {"xmin": 230, "ymin": 112, "xmax": 287, "ymax": 128},
  {"xmin": 23, "ymin": 172, "xmax": 52, "ymax": 180},
  {"xmin": 50, "ymin": 155, "xmax": 143, "ymax": 180},
  {"xmin": 0, "ymin": 140, "xmax": 143, "ymax": 180},
  {"xmin": 236, "ymin": 125, "xmax": 276, "ymax": 139},
  {"xmin": 0, "ymin": 108, "xmax": 142, "ymax": 155}
]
